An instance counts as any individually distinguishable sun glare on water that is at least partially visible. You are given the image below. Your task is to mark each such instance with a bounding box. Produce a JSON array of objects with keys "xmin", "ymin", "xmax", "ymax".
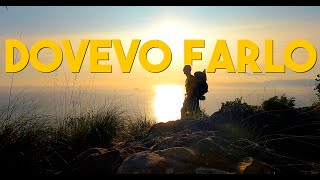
[{"xmin": 153, "ymin": 84, "xmax": 185, "ymax": 123}]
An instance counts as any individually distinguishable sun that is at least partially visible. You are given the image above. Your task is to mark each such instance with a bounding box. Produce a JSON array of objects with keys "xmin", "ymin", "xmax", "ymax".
[
  {"xmin": 153, "ymin": 22, "xmax": 187, "ymax": 52},
  {"xmin": 142, "ymin": 22, "xmax": 188, "ymax": 66}
]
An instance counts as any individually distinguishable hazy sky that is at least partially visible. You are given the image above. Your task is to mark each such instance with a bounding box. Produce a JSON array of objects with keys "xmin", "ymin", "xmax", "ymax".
[{"xmin": 0, "ymin": 6, "xmax": 319, "ymax": 89}]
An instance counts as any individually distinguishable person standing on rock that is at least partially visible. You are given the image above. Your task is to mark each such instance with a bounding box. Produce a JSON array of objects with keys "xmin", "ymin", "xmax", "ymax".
[{"xmin": 181, "ymin": 65, "xmax": 200, "ymax": 119}]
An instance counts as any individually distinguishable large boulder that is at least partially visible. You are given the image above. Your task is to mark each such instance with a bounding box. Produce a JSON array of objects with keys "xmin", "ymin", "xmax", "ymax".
[
  {"xmin": 118, "ymin": 147, "xmax": 199, "ymax": 174},
  {"xmin": 62, "ymin": 148, "xmax": 122, "ymax": 175},
  {"xmin": 117, "ymin": 151, "xmax": 168, "ymax": 174},
  {"xmin": 155, "ymin": 147, "xmax": 198, "ymax": 174},
  {"xmin": 192, "ymin": 136, "xmax": 243, "ymax": 172},
  {"xmin": 114, "ymin": 140, "xmax": 150, "ymax": 160}
]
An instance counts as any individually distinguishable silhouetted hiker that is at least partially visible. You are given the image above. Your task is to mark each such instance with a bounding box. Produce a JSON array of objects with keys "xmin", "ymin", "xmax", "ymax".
[{"xmin": 181, "ymin": 65, "xmax": 200, "ymax": 119}]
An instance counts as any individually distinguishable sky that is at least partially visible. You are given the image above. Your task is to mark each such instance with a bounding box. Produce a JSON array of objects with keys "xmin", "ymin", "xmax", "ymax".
[{"xmin": 0, "ymin": 6, "xmax": 320, "ymax": 90}]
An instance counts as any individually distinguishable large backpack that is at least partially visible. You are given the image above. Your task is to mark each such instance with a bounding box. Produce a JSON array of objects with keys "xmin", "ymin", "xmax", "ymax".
[{"xmin": 194, "ymin": 69, "xmax": 208, "ymax": 98}]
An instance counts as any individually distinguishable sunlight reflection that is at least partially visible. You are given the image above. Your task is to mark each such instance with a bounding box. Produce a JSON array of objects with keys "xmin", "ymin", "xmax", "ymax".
[{"xmin": 153, "ymin": 84, "xmax": 185, "ymax": 122}]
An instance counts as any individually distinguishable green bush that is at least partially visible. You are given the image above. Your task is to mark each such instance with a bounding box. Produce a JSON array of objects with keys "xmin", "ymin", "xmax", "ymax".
[
  {"xmin": 217, "ymin": 98, "xmax": 262, "ymax": 139},
  {"xmin": 220, "ymin": 97, "xmax": 260, "ymax": 119},
  {"xmin": 261, "ymin": 94, "xmax": 295, "ymax": 111}
]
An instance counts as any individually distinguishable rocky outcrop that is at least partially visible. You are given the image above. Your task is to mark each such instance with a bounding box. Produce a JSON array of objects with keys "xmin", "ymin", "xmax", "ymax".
[
  {"xmin": 117, "ymin": 151, "xmax": 167, "ymax": 174},
  {"xmin": 61, "ymin": 148, "xmax": 122, "ymax": 175},
  {"xmin": 118, "ymin": 147, "xmax": 201, "ymax": 174},
  {"xmin": 61, "ymin": 115, "xmax": 316, "ymax": 175}
]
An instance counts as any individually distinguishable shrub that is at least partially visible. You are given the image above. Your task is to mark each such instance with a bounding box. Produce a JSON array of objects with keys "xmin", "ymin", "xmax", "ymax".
[
  {"xmin": 217, "ymin": 98, "xmax": 262, "ymax": 139},
  {"xmin": 220, "ymin": 97, "xmax": 260, "ymax": 119},
  {"xmin": 261, "ymin": 94, "xmax": 295, "ymax": 111}
]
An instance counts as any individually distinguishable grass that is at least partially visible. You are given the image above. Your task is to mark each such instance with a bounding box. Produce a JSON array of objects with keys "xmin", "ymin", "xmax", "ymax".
[
  {"xmin": 125, "ymin": 114, "xmax": 157, "ymax": 140},
  {"xmin": 0, "ymin": 90, "xmax": 156, "ymax": 175},
  {"xmin": 1, "ymin": 91, "xmax": 320, "ymax": 174},
  {"xmin": 1, "ymin": 71, "xmax": 320, "ymax": 174}
]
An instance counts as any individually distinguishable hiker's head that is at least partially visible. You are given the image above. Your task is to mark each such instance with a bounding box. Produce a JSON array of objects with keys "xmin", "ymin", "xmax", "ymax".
[{"xmin": 183, "ymin": 65, "xmax": 192, "ymax": 76}]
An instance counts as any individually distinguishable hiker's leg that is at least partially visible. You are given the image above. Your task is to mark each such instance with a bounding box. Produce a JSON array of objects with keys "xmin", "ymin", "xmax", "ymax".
[
  {"xmin": 195, "ymin": 98, "xmax": 200, "ymax": 112},
  {"xmin": 190, "ymin": 97, "xmax": 198, "ymax": 112},
  {"xmin": 181, "ymin": 106, "xmax": 186, "ymax": 119},
  {"xmin": 189, "ymin": 98, "xmax": 201, "ymax": 117},
  {"xmin": 181, "ymin": 99, "xmax": 188, "ymax": 119}
]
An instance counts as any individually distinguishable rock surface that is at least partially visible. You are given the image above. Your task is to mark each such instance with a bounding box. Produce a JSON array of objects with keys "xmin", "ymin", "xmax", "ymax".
[
  {"xmin": 62, "ymin": 116, "xmax": 316, "ymax": 175},
  {"xmin": 62, "ymin": 148, "xmax": 122, "ymax": 175}
]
